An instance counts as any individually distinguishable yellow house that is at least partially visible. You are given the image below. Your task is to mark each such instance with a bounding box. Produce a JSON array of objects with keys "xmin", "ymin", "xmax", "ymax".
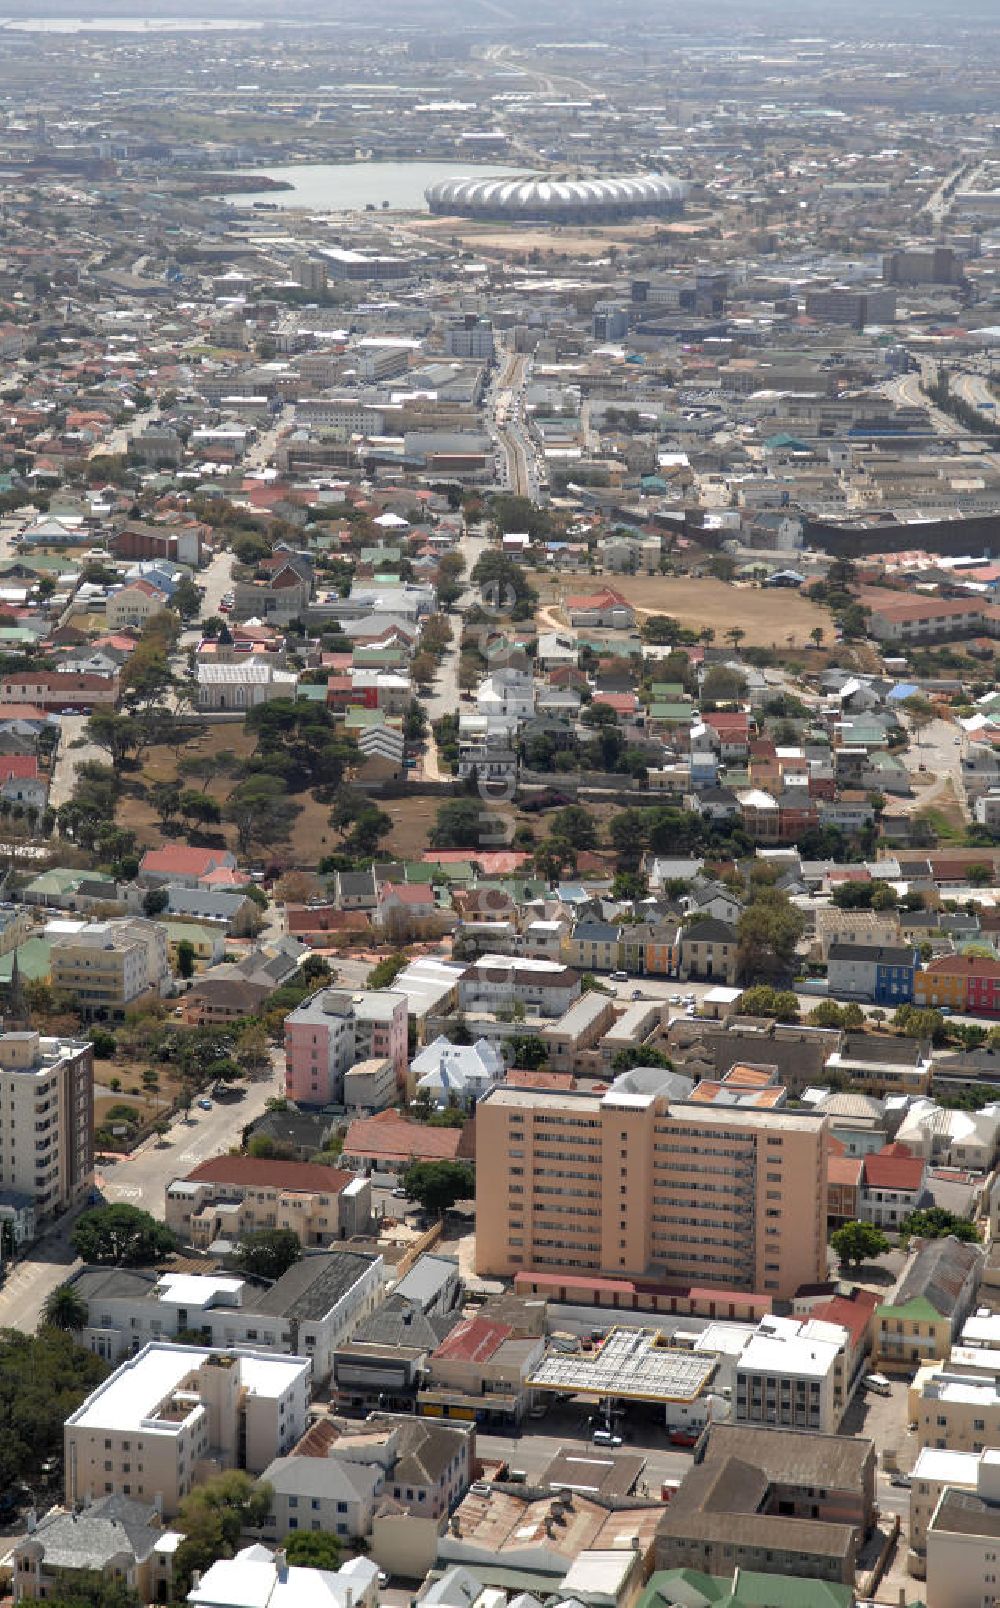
[{"xmin": 162, "ymin": 920, "xmax": 225, "ymax": 973}]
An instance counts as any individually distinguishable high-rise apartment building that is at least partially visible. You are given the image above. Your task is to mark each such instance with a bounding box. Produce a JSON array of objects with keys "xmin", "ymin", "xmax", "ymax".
[
  {"xmin": 475, "ymin": 1081, "xmax": 829, "ymax": 1299},
  {"xmin": 0, "ymin": 1029, "xmax": 94, "ymax": 1229}
]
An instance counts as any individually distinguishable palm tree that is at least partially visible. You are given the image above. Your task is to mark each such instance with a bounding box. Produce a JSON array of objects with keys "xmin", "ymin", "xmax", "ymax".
[{"xmin": 41, "ymin": 1282, "xmax": 88, "ymax": 1332}]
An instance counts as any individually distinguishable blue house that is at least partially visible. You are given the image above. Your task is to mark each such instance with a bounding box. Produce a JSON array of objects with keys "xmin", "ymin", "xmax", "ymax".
[{"xmin": 875, "ymin": 945, "xmax": 918, "ymax": 1006}]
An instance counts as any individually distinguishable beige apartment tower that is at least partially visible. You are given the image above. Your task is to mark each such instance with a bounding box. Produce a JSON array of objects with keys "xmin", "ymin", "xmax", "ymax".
[{"xmin": 475, "ymin": 1085, "xmax": 829, "ymax": 1299}]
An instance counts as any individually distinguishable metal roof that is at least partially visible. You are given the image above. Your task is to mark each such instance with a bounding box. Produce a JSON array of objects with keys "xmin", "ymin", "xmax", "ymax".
[{"xmin": 528, "ymin": 1326, "xmax": 715, "ymax": 1403}]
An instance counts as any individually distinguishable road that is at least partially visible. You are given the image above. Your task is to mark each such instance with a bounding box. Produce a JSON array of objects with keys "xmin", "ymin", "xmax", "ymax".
[
  {"xmin": 0, "ymin": 1052, "xmax": 283, "ymax": 1334},
  {"xmin": 883, "ymin": 714, "xmax": 968, "ymax": 821},
  {"xmin": 420, "ymin": 524, "xmax": 491, "ymax": 780},
  {"xmin": 88, "ymin": 402, "xmax": 161, "ymax": 461},
  {"xmin": 48, "ymin": 714, "xmax": 103, "ymax": 810}
]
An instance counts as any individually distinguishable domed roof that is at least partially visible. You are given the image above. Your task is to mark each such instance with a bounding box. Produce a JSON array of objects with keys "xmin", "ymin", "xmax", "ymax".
[{"xmin": 425, "ymin": 171, "xmax": 685, "ymax": 218}]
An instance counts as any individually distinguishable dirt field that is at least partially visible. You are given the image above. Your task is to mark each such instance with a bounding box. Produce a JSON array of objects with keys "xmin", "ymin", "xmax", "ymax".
[
  {"xmin": 406, "ymin": 215, "xmax": 700, "ymax": 261},
  {"xmin": 539, "ymin": 574, "xmax": 833, "ymax": 647}
]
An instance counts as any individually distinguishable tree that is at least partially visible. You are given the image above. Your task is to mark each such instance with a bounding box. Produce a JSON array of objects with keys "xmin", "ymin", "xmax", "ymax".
[
  {"xmin": 808, "ymin": 1000, "xmax": 866, "ymax": 1029},
  {"xmin": 225, "ymin": 774, "xmax": 297, "ymax": 856},
  {"xmin": 284, "ymin": 1532, "xmax": 343, "ymax": 1569},
  {"xmin": 176, "ymin": 939, "xmax": 196, "ymax": 979},
  {"xmin": 142, "ymin": 886, "xmax": 169, "ymax": 918},
  {"xmin": 367, "ymin": 952, "xmax": 409, "ymax": 989},
  {"xmin": 549, "ymin": 805, "xmax": 597, "ymax": 851},
  {"xmin": 174, "ymin": 1471, "xmax": 273, "ymax": 1593},
  {"xmin": 809, "ymin": 626, "xmax": 825, "ymax": 650},
  {"xmin": 71, "ymin": 1205, "xmax": 176, "ymax": 1266},
  {"xmin": 735, "ymin": 985, "xmax": 800, "ymax": 1022},
  {"xmin": 702, "ymin": 665, "xmax": 746, "ymax": 705},
  {"xmin": 171, "ymin": 576, "xmax": 202, "ymax": 620},
  {"xmin": 431, "ymin": 798, "xmax": 485, "ymax": 849},
  {"xmin": 610, "ymin": 809, "xmax": 651, "ymax": 870},
  {"xmin": 402, "ymin": 1160, "xmax": 475, "ymax": 1215},
  {"xmin": 736, "ymin": 889, "xmax": 805, "ymax": 984},
  {"xmin": 831, "ymin": 1220, "xmax": 890, "ymax": 1268},
  {"xmin": 0, "ymin": 1327, "xmax": 111, "ymax": 1493},
  {"xmin": 894, "ymin": 1004, "xmax": 946, "ymax": 1043},
  {"xmin": 40, "ymin": 1281, "xmax": 88, "ymax": 1332},
  {"xmin": 725, "ymin": 626, "xmax": 746, "ymax": 652},
  {"xmin": 235, "ymin": 1228, "xmax": 302, "ymax": 1281},
  {"xmin": 901, "ymin": 1208, "xmax": 980, "ymax": 1244},
  {"xmin": 508, "ymin": 1035, "xmax": 549, "ymax": 1070},
  {"xmin": 88, "ymin": 1026, "xmax": 117, "ymax": 1058}
]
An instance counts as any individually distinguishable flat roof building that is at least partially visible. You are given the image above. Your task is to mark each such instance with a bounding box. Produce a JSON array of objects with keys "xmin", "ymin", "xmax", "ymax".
[
  {"xmin": 65, "ymin": 1343, "xmax": 311, "ymax": 1517},
  {"xmin": 476, "ymin": 1083, "xmax": 829, "ymax": 1300}
]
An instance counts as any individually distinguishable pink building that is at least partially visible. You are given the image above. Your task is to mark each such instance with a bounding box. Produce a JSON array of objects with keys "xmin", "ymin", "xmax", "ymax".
[{"xmin": 284, "ymin": 988, "xmax": 408, "ymax": 1105}]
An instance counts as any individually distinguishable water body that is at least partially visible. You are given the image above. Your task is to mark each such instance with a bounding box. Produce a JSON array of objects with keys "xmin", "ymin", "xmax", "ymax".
[{"xmin": 225, "ymin": 160, "xmax": 524, "ymax": 214}]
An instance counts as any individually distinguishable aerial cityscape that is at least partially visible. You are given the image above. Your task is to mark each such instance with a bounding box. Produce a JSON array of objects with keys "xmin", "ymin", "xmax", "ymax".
[{"xmin": 0, "ymin": 5, "xmax": 995, "ymax": 1608}]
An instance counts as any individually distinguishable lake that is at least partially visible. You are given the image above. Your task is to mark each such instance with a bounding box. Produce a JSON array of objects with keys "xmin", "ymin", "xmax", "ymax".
[{"xmin": 224, "ymin": 160, "xmax": 523, "ymax": 215}]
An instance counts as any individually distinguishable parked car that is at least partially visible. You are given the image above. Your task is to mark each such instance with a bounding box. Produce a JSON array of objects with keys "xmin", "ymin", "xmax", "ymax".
[
  {"xmin": 592, "ymin": 1429, "xmax": 623, "ymax": 1447},
  {"xmin": 197, "ymin": 1097, "xmax": 213, "ymax": 1111}
]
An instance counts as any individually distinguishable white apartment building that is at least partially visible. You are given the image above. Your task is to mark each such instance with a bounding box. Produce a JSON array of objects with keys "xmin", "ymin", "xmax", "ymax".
[
  {"xmin": 476, "ymin": 669, "xmax": 535, "ymax": 723},
  {"xmin": 49, "ymin": 918, "xmax": 168, "ymax": 1019},
  {"xmin": 457, "ymin": 955, "xmax": 580, "ymax": 1018},
  {"xmin": 65, "ymin": 1343, "xmax": 311, "ymax": 1517},
  {"xmin": 926, "ymin": 1449, "xmax": 1000, "ymax": 1608},
  {"xmin": 909, "ymin": 1445, "xmax": 982, "ymax": 1576},
  {"xmin": 71, "ymin": 1254, "xmax": 385, "ymax": 1382},
  {"xmin": 913, "ymin": 1369, "xmax": 1000, "ymax": 1453},
  {"xmin": 0, "ymin": 1029, "xmax": 93, "ymax": 1225},
  {"xmin": 734, "ymin": 1314, "xmax": 850, "ymax": 1434}
]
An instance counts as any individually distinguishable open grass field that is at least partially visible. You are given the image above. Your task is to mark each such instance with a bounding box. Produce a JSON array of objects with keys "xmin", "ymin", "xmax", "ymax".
[{"xmin": 538, "ymin": 573, "xmax": 833, "ymax": 648}]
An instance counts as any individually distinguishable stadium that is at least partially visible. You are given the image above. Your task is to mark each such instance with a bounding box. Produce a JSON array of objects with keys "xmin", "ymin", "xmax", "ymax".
[{"xmin": 424, "ymin": 171, "xmax": 686, "ymax": 224}]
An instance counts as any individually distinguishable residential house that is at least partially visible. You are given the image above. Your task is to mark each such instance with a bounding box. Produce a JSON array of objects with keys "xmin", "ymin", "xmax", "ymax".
[
  {"xmin": 411, "ymin": 1036, "xmax": 504, "ymax": 1107},
  {"xmin": 12, "ymin": 1496, "xmax": 178, "ymax": 1606},
  {"xmin": 916, "ymin": 954, "xmax": 1000, "ymax": 1018},
  {"xmin": 873, "ymin": 1235, "xmax": 984, "ymax": 1370},
  {"xmin": 859, "ymin": 1145, "xmax": 928, "ymax": 1229},
  {"xmin": 826, "ymin": 942, "xmax": 917, "ymax": 1005},
  {"xmin": 679, "ymin": 918, "xmax": 738, "ymax": 985},
  {"xmin": 340, "ymin": 1110, "xmax": 470, "ymax": 1178},
  {"xmin": 164, "ymin": 1158, "xmax": 372, "ymax": 1249}
]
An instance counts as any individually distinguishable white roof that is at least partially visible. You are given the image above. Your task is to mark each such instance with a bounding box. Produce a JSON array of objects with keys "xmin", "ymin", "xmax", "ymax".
[
  {"xmin": 68, "ymin": 1343, "xmax": 307, "ymax": 1433},
  {"xmin": 737, "ymin": 1314, "xmax": 847, "ymax": 1379},
  {"xmin": 561, "ymin": 1551, "xmax": 635, "ymax": 1597},
  {"xmin": 197, "ymin": 663, "xmax": 299, "ymax": 686},
  {"xmin": 154, "ymin": 1272, "xmax": 244, "ymax": 1310},
  {"xmin": 191, "ymin": 1550, "xmax": 379, "ymax": 1608},
  {"xmin": 912, "ymin": 1445, "xmax": 982, "ymax": 1484}
]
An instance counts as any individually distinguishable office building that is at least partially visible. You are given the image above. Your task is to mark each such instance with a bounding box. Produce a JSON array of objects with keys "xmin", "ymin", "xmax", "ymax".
[
  {"xmin": 475, "ymin": 1081, "xmax": 829, "ymax": 1299},
  {"xmin": 734, "ymin": 1313, "xmax": 851, "ymax": 1434}
]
